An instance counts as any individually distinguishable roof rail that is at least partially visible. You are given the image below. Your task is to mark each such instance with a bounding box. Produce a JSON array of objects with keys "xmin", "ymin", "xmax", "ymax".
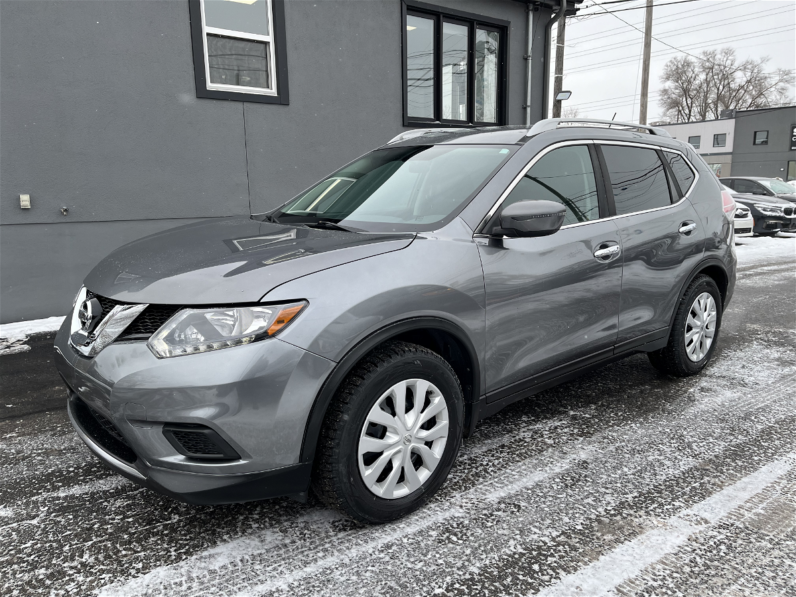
[{"xmin": 527, "ymin": 118, "xmax": 672, "ymax": 138}]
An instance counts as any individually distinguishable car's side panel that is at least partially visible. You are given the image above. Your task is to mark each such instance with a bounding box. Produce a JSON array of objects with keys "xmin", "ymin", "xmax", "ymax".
[
  {"xmin": 477, "ymin": 220, "xmax": 623, "ymax": 396},
  {"xmin": 682, "ymin": 145, "xmax": 737, "ymax": 305},
  {"xmin": 611, "ymin": 199, "xmax": 705, "ymax": 344},
  {"xmin": 263, "ymin": 217, "xmax": 487, "ymax": 392}
]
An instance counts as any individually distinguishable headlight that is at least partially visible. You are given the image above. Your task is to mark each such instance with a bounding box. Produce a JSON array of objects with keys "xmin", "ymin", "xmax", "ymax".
[
  {"xmin": 147, "ymin": 301, "xmax": 307, "ymax": 358},
  {"xmin": 755, "ymin": 204, "xmax": 782, "ymax": 216}
]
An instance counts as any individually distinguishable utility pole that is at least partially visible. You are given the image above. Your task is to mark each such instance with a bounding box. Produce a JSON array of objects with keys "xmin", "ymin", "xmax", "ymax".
[
  {"xmin": 552, "ymin": 6, "xmax": 566, "ymax": 118},
  {"xmin": 639, "ymin": 0, "xmax": 653, "ymax": 125}
]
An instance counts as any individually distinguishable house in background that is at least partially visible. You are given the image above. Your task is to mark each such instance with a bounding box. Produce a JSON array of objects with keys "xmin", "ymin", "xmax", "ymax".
[
  {"xmin": 659, "ymin": 105, "xmax": 796, "ymax": 180},
  {"xmin": 1, "ymin": 0, "xmax": 583, "ymax": 323}
]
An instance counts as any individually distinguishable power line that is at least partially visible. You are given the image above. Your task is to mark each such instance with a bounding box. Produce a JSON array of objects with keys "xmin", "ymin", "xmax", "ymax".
[
  {"xmin": 567, "ymin": 4, "xmax": 795, "ymax": 59},
  {"xmin": 567, "ymin": 24, "xmax": 795, "ymax": 73},
  {"xmin": 570, "ymin": 0, "xmax": 736, "ymax": 42},
  {"xmin": 579, "ymin": 0, "xmax": 701, "ymax": 16}
]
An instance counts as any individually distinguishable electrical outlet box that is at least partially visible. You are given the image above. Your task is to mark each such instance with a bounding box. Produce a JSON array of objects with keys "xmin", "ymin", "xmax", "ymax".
[{"xmin": 20, "ymin": 194, "xmax": 31, "ymax": 209}]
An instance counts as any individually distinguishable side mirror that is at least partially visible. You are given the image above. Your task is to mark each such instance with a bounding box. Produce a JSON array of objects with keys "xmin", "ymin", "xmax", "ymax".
[{"xmin": 493, "ymin": 200, "xmax": 566, "ymax": 238}]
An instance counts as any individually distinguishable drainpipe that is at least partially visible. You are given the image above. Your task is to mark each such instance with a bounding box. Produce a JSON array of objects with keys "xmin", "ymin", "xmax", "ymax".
[
  {"xmin": 524, "ymin": 4, "xmax": 535, "ymax": 127},
  {"xmin": 542, "ymin": 0, "xmax": 566, "ymax": 120}
]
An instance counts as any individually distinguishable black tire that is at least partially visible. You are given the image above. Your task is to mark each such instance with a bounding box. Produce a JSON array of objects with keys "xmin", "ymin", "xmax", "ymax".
[
  {"xmin": 648, "ymin": 274, "xmax": 722, "ymax": 377},
  {"xmin": 312, "ymin": 341, "xmax": 464, "ymax": 523}
]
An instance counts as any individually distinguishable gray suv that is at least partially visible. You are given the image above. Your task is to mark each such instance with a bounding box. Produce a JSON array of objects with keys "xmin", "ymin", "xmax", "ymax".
[{"xmin": 54, "ymin": 119, "xmax": 737, "ymax": 523}]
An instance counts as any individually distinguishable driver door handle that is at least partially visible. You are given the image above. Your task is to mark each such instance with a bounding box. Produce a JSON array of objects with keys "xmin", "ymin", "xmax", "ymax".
[
  {"xmin": 679, "ymin": 221, "xmax": 697, "ymax": 235},
  {"xmin": 593, "ymin": 244, "xmax": 620, "ymax": 260}
]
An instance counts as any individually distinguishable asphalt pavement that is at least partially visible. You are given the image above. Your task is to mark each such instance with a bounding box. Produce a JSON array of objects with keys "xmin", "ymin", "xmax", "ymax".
[{"xmin": 2, "ymin": 234, "xmax": 795, "ymax": 597}]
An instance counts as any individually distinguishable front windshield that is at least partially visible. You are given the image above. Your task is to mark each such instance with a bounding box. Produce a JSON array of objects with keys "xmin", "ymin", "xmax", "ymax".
[
  {"xmin": 271, "ymin": 145, "xmax": 514, "ymax": 232},
  {"xmin": 759, "ymin": 179, "xmax": 795, "ymax": 194}
]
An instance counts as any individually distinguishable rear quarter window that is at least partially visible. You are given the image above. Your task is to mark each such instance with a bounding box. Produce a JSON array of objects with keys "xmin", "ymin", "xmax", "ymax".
[{"xmin": 665, "ymin": 153, "xmax": 695, "ymax": 196}]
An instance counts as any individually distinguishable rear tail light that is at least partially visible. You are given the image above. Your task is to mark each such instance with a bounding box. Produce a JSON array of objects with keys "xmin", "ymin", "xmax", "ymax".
[{"xmin": 721, "ymin": 190, "xmax": 736, "ymax": 218}]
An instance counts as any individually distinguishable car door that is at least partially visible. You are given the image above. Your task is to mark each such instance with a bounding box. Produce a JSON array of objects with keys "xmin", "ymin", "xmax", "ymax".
[
  {"xmin": 477, "ymin": 143, "xmax": 623, "ymax": 400},
  {"xmin": 598, "ymin": 143, "xmax": 704, "ymax": 347}
]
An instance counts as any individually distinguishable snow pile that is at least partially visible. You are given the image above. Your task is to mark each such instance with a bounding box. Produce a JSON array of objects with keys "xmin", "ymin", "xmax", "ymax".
[{"xmin": 0, "ymin": 315, "xmax": 65, "ymax": 356}]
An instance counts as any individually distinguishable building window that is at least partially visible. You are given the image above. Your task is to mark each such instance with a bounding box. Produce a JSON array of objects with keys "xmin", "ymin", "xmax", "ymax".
[
  {"xmin": 713, "ymin": 133, "xmax": 727, "ymax": 147},
  {"xmin": 753, "ymin": 130, "xmax": 769, "ymax": 145},
  {"xmin": 688, "ymin": 135, "xmax": 700, "ymax": 149},
  {"xmin": 788, "ymin": 161, "xmax": 796, "ymax": 182},
  {"xmin": 189, "ymin": 0, "xmax": 289, "ymax": 105},
  {"xmin": 403, "ymin": 2, "xmax": 507, "ymax": 127}
]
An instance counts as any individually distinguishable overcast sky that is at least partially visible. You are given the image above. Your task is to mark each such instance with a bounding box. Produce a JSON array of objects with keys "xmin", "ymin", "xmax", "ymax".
[{"xmin": 556, "ymin": 0, "xmax": 796, "ymax": 123}]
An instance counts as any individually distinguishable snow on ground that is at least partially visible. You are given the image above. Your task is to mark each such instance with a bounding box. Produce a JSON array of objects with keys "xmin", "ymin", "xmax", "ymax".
[
  {"xmin": 733, "ymin": 232, "xmax": 795, "ymax": 268},
  {"xmin": 0, "ymin": 315, "xmax": 66, "ymax": 341}
]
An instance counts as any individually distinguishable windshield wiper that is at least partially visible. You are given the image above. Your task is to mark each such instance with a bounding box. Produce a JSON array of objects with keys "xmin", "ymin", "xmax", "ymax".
[{"xmin": 305, "ymin": 220, "xmax": 357, "ymax": 232}]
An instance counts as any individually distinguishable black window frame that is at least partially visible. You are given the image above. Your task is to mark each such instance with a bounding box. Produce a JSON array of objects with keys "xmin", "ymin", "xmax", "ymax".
[
  {"xmin": 713, "ymin": 133, "xmax": 727, "ymax": 148},
  {"xmin": 753, "ymin": 130, "xmax": 769, "ymax": 146},
  {"xmin": 188, "ymin": 0, "xmax": 290, "ymax": 105},
  {"xmin": 402, "ymin": 0, "xmax": 509, "ymax": 128},
  {"xmin": 688, "ymin": 135, "xmax": 701, "ymax": 149}
]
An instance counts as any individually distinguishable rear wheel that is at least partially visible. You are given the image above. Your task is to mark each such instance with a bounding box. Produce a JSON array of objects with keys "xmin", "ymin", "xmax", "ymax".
[
  {"xmin": 313, "ymin": 341, "xmax": 463, "ymax": 523},
  {"xmin": 648, "ymin": 275, "xmax": 722, "ymax": 377}
]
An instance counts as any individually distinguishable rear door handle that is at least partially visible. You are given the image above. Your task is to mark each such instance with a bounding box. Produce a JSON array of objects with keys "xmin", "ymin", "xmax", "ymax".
[
  {"xmin": 593, "ymin": 244, "xmax": 620, "ymax": 260},
  {"xmin": 679, "ymin": 221, "xmax": 697, "ymax": 235}
]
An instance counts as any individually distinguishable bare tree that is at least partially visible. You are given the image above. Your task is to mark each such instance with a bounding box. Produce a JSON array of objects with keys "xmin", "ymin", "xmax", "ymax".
[
  {"xmin": 659, "ymin": 48, "xmax": 794, "ymax": 123},
  {"xmin": 562, "ymin": 106, "xmax": 581, "ymax": 119}
]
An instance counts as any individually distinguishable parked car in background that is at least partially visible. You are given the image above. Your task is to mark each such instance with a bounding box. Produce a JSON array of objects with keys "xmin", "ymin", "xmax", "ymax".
[
  {"xmin": 722, "ymin": 184, "xmax": 796, "ymax": 235},
  {"xmin": 54, "ymin": 119, "xmax": 737, "ymax": 523},
  {"xmin": 732, "ymin": 201, "xmax": 753, "ymax": 238},
  {"xmin": 720, "ymin": 176, "xmax": 796, "ymax": 203}
]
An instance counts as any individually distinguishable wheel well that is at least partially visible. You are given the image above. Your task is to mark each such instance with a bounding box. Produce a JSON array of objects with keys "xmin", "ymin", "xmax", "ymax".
[
  {"xmin": 389, "ymin": 328, "xmax": 477, "ymax": 405},
  {"xmin": 300, "ymin": 319, "xmax": 481, "ymax": 463},
  {"xmin": 697, "ymin": 264, "xmax": 728, "ymax": 305}
]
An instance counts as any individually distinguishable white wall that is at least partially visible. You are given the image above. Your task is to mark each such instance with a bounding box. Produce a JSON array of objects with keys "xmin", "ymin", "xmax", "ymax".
[{"xmin": 659, "ymin": 119, "xmax": 736, "ymax": 154}]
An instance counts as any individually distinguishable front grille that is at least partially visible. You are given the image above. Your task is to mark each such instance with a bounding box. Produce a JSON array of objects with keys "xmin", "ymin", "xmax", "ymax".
[
  {"xmin": 88, "ymin": 404, "xmax": 128, "ymax": 445},
  {"xmin": 88, "ymin": 292, "xmax": 180, "ymax": 341},
  {"xmin": 70, "ymin": 394, "xmax": 137, "ymax": 464},
  {"xmin": 784, "ymin": 207, "xmax": 794, "ymax": 217},
  {"xmin": 735, "ymin": 209, "xmax": 749, "ymax": 218},
  {"xmin": 162, "ymin": 424, "xmax": 241, "ymax": 461},
  {"xmin": 735, "ymin": 228, "xmax": 752, "ymax": 234}
]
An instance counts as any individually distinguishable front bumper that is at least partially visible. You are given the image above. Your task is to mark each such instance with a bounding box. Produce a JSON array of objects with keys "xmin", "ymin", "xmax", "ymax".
[
  {"xmin": 733, "ymin": 215, "xmax": 754, "ymax": 237},
  {"xmin": 54, "ymin": 319, "xmax": 335, "ymax": 504},
  {"xmin": 752, "ymin": 216, "xmax": 788, "ymax": 234}
]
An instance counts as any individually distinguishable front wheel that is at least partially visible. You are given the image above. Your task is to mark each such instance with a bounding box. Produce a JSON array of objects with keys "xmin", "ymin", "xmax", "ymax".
[
  {"xmin": 648, "ymin": 275, "xmax": 722, "ymax": 377},
  {"xmin": 313, "ymin": 341, "xmax": 464, "ymax": 523}
]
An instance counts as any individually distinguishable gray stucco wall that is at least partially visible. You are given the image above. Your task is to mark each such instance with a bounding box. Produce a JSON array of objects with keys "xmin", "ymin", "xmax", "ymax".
[
  {"xmin": 1, "ymin": 0, "xmax": 553, "ymax": 323},
  {"xmin": 731, "ymin": 107, "xmax": 796, "ymax": 179}
]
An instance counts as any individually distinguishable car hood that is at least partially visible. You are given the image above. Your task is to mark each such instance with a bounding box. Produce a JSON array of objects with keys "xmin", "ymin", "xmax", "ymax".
[
  {"xmin": 84, "ymin": 217, "xmax": 415, "ymax": 304},
  {"xmin": 733, "ymin": 194, "xmax": 794, "ymax": 207},
  {"xmin": 774, "ymin": 193, "xmax": 796, "ymax": 202}
]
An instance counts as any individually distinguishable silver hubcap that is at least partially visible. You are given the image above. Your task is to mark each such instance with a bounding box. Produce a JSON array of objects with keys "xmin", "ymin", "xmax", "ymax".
[
  {"xmin": 685, "ymin": 292, "xmax": 717, "ymax": 362},
  {"xmin": 358, "ymin": 379, "xmax": 449, "ymax": 500}
]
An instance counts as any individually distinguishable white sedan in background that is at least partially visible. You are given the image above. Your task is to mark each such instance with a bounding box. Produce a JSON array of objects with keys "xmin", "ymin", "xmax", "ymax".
[{"xmin": 722, "ymin": 185, "xmax": 753, "ymax": 239}]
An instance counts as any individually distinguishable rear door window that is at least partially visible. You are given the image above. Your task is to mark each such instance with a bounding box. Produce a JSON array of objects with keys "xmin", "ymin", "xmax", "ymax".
[
  {"xmin": 601, "ymin": 145, "xmax": 672, "ymax": 216},
  {"xmin": 664, "ymin": 153, "xmax": 695, "ymax": 196},
  {"xmin": 502, "ymin": 145, "xmax": 601, "ymax": 226}
]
